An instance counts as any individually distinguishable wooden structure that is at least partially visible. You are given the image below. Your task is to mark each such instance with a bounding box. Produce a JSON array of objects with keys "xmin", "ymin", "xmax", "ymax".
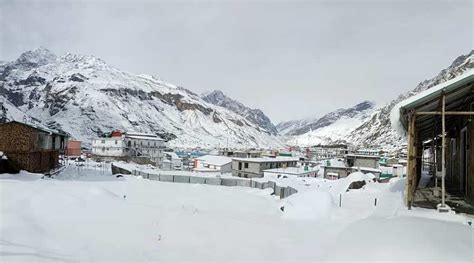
[
  {"xmin": 399, "ymin": 71, "xmax": 474, "ymax": 211},
  {"xmin": 66, "ymin": 140, "xmax": 82, "ymax": 157},
  {"xmin": 0, "ymin": 121, "xmax": 67, "ymax": 173}
]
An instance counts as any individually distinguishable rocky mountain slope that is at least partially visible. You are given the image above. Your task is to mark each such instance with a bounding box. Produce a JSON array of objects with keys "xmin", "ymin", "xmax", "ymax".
[
  {"xmin": 279, "ymin": 101, "xmax": 377, "ymax": 146},
  {"xmin": 282, "ymin": 50, "xmax": 473, "ymax": 148},
  {"xmin": 0, "ymin": 47, "xmax": 282, "ymax": 149},
  {"xmin": 277, "ymin": 101, "xmax": 376, "ymax": 136},
  {"xmin": 349, "ymin": 50, "xmax": 474, "ymax": 148},
  {"xmin": 201, "ymin": 90, "xmax": 278, "ymax": 135}
]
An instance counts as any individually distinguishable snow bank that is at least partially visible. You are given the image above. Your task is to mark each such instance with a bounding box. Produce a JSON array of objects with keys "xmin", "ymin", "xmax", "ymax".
[{"xmin": 281, "ymin": 190, "xmax": 333, "ymax": 220}]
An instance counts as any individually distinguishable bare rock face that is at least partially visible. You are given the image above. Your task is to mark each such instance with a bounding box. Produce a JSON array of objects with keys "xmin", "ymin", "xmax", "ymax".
[
  {"xmin": 0, "ymin": 48, "xmax": 282, "ymax": 149},
  {"xmin": 202, "ymin": 90, "xmax": 278, "ymax": 135}
]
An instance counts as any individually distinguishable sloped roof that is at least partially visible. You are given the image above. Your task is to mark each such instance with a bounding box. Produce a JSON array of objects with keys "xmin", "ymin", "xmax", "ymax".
[
  {"xmin": 0, "ymin": 120, "xmax": 67, "ymax": 136},
  {"xmin": 196, "ymin": 155, "xmax": 232, "ymax": 166}
]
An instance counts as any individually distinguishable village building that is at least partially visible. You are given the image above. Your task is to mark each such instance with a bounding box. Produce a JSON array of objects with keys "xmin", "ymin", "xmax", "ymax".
[
  {"xmin": 220, "ymin": 149, "xmax": 262, "ymax": 158},
  {"xmin": 398, "ymin": 71, "xmax": 473, "ymax": 213},
  {"xmin": 231, "ymin": 157, "xmax": 299, "ymax": 178},
  {"xmin": 263, "ymin": 166, "xmax": 318, "ymax": 179},
  {"xmin": 321, "ymin": 159, "xmax": 352, "ymax": 180},
  {"xmin": 66, "ymin": 140, "xmax": 82, "ymax": 157},
  {"xmin": 193, "ymin": 155, "xmax": 232, "ymax": 174},
  {"xmin": 0, "ymin": 121, "xmax": 67, "ymax": 173},
  {"xmin": 162, "ymin": 151, "xmax": 183, "ymax": 171},
  {"xmin": 345, "ymin": 154, "xmax": 380, "ymax": 169},
  {"xmin": 92, "ymin": 131, "xmax": 165, "ymax": 166}
]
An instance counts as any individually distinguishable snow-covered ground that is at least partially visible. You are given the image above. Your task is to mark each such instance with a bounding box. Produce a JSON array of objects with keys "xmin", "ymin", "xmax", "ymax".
[{"xmin": 0, "ymin": 165, "xmax": 473, "ymax": 262}]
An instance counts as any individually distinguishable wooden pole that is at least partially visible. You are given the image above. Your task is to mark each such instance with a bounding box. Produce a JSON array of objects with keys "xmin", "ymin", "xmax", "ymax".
[
  {"xmin": 441, "ymin": 94, "xmax": 446, "ymax": 208},
  {"xmin": 406, "ymin": 113, "xmax": 416, "ymax": 209}
]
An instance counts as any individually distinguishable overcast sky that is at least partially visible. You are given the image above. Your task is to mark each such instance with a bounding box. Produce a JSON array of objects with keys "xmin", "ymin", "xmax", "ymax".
[{"xmin": 1, "ymin": 0, "xmax": 472, "ymax": 123}]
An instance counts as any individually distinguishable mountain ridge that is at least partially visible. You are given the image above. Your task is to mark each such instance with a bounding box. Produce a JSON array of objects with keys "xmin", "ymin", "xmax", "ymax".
[{"xmin": 0, "ymin": 47, "xmax": 282, "ymax": 149}]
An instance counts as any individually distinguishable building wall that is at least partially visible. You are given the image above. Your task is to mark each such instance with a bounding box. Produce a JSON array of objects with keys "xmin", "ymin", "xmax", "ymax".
[
  {"xmin": 323, "ymin": 167, "xmax": 349, "ymax": 179},
  {"xmin": 353, "ymin": 158, "xmax": 379, "ymax": 169},
  {"xmin": 0, "ymin": 122, "xmax": 36, "ymax": 152},
  {"xmin": 66, "ymin": 140, "xmax": 81, "ymax": 156},
  {"xmin": 92, "ymin": 137, "xmax": 127, "ymax": 157},
  {"xmin": 0, "ymin": 122, "xmax": 61, "ymax": 172},
  {"xmin": 231, "ymin": 160, "xmax": 298, "ymax": 178}
]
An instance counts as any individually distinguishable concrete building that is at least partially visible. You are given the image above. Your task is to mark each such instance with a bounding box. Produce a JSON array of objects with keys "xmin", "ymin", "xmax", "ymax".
[
  {"xmin": 232, "ymin": 157, "xmax": 299, "ymax": 178},
  {"xmin": 0, "ymin": 121, "xmax": 67, "ymax": 173},
  {"xmin": 321, "ymin": 165, "xmax": 352, "ymax": 180},
  {"xmin": 220, "ymin": 149, "xmax": 262, "ymax": 158},
  {"xmin": 162, "ymin": 152, "xmax": 183, "ymax": 171},
  {"xmin": 92, "ymin": 131, "xmax": 165, "ymax": 166},
  {"xmin": 345, "ymin": 154, "xmax": 380, "ymax": 169},
  {"xmin": 193, "ymin": 155, "xmax": 232, "ymax": 174},
  {"xmin": 263, "ymin": 166, "xmax": 318, "ymax": 179}
]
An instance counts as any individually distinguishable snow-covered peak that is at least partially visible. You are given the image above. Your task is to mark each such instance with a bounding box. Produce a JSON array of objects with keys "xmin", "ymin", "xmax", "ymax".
[
  {"xmin": 0, "ymin": 48, "xmax": 282, "ymax": 149},
  {"xmin": 15, "ymin": 47, "xmax": 57, "ymax": 67}
]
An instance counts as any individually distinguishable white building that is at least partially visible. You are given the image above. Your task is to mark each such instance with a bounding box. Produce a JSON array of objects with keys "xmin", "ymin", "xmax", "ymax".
[
  {"xmin": 193, "ymin": 155, "xmax": 232, "ymax": 174},
  {"xmin": 162, "ymin": 151, "xmax": 183, "ymax": 171},
  {"xmin": 263, "ymin": 166, "xmax": 318, "ymax": 179},
  {"xmin": 92, "ymin": 132, "xmax": 165, "ymax": 166}
]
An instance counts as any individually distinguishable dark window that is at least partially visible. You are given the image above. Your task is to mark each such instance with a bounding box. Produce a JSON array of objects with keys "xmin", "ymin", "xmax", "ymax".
[
  {"xmin": 244, "ymin": 174, "xmax": 248, "ymax": 178},
  {"xmin": 238, "ymin": 162, "xmax": 242, "ymax": 170},
  {"xmin": 244, "ymin": 163, "xmax": 249, "ymax": 168}
]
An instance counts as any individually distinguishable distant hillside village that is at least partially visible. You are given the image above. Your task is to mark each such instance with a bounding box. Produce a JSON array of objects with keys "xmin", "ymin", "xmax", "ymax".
[{"xmin": 0, "ymin": 70, "xmax": 473, "ymax": 215}]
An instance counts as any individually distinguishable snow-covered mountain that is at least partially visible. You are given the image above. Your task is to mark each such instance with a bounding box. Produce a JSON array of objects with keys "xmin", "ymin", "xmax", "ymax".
[
  {"xmin": 0, "ymin": 47, "xmax": 282, "ymax": 149},
  {"xmin": 201, "ymin": 90, "xmax": 278, "ymax": 135},
  {"xmin": 282, "ymin": 50, "xmax": 473, "ymax": 148},
  {"xmin": 277, "ymin": 101, "xmax": 376, "ymax": 136},
  {"xmin": 349, "ymin": 50, "xmax": 474, "ymax": 149},
  {"xmin": 279, "ymin": 101, "xmax": 377, "ymax": 146}
]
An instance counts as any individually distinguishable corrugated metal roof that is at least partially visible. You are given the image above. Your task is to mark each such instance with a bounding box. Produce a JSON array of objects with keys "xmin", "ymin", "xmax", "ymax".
[
  {"xmin": 398, "ymin": 70, "xmax": 474, "ymax": 142},
  {"xmin": 399, "ymin": 70, "xmax": 474, "ymax": 129}
]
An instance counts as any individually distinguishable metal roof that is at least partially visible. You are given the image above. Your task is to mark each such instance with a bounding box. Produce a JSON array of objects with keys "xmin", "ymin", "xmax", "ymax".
[{"xmin": 398, "ymin": 70, "xmax": 474, "ymax": 141}]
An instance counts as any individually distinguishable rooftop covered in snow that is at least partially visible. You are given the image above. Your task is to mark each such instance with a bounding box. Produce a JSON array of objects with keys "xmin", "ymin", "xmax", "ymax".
[
  {"xmin": 232, "ymin": 157, "xmax": 300, "ymax": 163},
  {"xmin": 196, "ymin": 155, "xmax": 232, "ymax": 166}
]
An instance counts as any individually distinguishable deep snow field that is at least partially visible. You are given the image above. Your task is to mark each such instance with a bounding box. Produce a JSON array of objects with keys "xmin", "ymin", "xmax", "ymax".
[{"xmin": 0, "ymin": 165, "xmax": 473, "ymax": 263}]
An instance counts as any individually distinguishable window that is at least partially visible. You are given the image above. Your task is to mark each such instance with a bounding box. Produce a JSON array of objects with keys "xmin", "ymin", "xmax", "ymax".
[
  {"xmin": 244, "ymin": 163, "xmax": 249, "ymax": 169},
  {"xmin": 115, "ymin": 140, "xmax": 118, "ymax": 145},
  {"xmin": 102, "ymin": 147, "xmax": 105, "ymax": 152},
  {"xmin": 238, "ymin": 162, "xmax": 242, "ymax": 170},
  {"xmin": 244, "ymin": 174, "xmax": 248, "ymax": 178},
  {"xmin": 101, "ymin": 140, "xmax": 105, "ymax": 144}
]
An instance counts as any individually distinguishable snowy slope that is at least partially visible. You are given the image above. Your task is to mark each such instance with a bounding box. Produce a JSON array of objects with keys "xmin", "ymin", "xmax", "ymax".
[
  {"xmin": 201, "ymin": 90, "xmax": 278, "ymax": 135},
  {"xmin": 0, "ymin": 48, "xmax": 282, "ymax": 149},
  {"xmin": 0, "ymin": 166, "xmax": 472, "ymax": 262},
  {"xmin": 349, "ymin": 50, "xmax": 474, "ymax": 149},
  {"xmin": 281, "ymin": 101, "xmax": 377, "ymax": 146},
  {"xmin": 283, "ymin": 50, "xmax": 473, "ymax": 148}
]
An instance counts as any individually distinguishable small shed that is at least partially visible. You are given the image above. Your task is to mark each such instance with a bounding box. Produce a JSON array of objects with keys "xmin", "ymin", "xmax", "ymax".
[{"xmin": 0, "ymin": 121, "xmax": 67, "ymax": 173}]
